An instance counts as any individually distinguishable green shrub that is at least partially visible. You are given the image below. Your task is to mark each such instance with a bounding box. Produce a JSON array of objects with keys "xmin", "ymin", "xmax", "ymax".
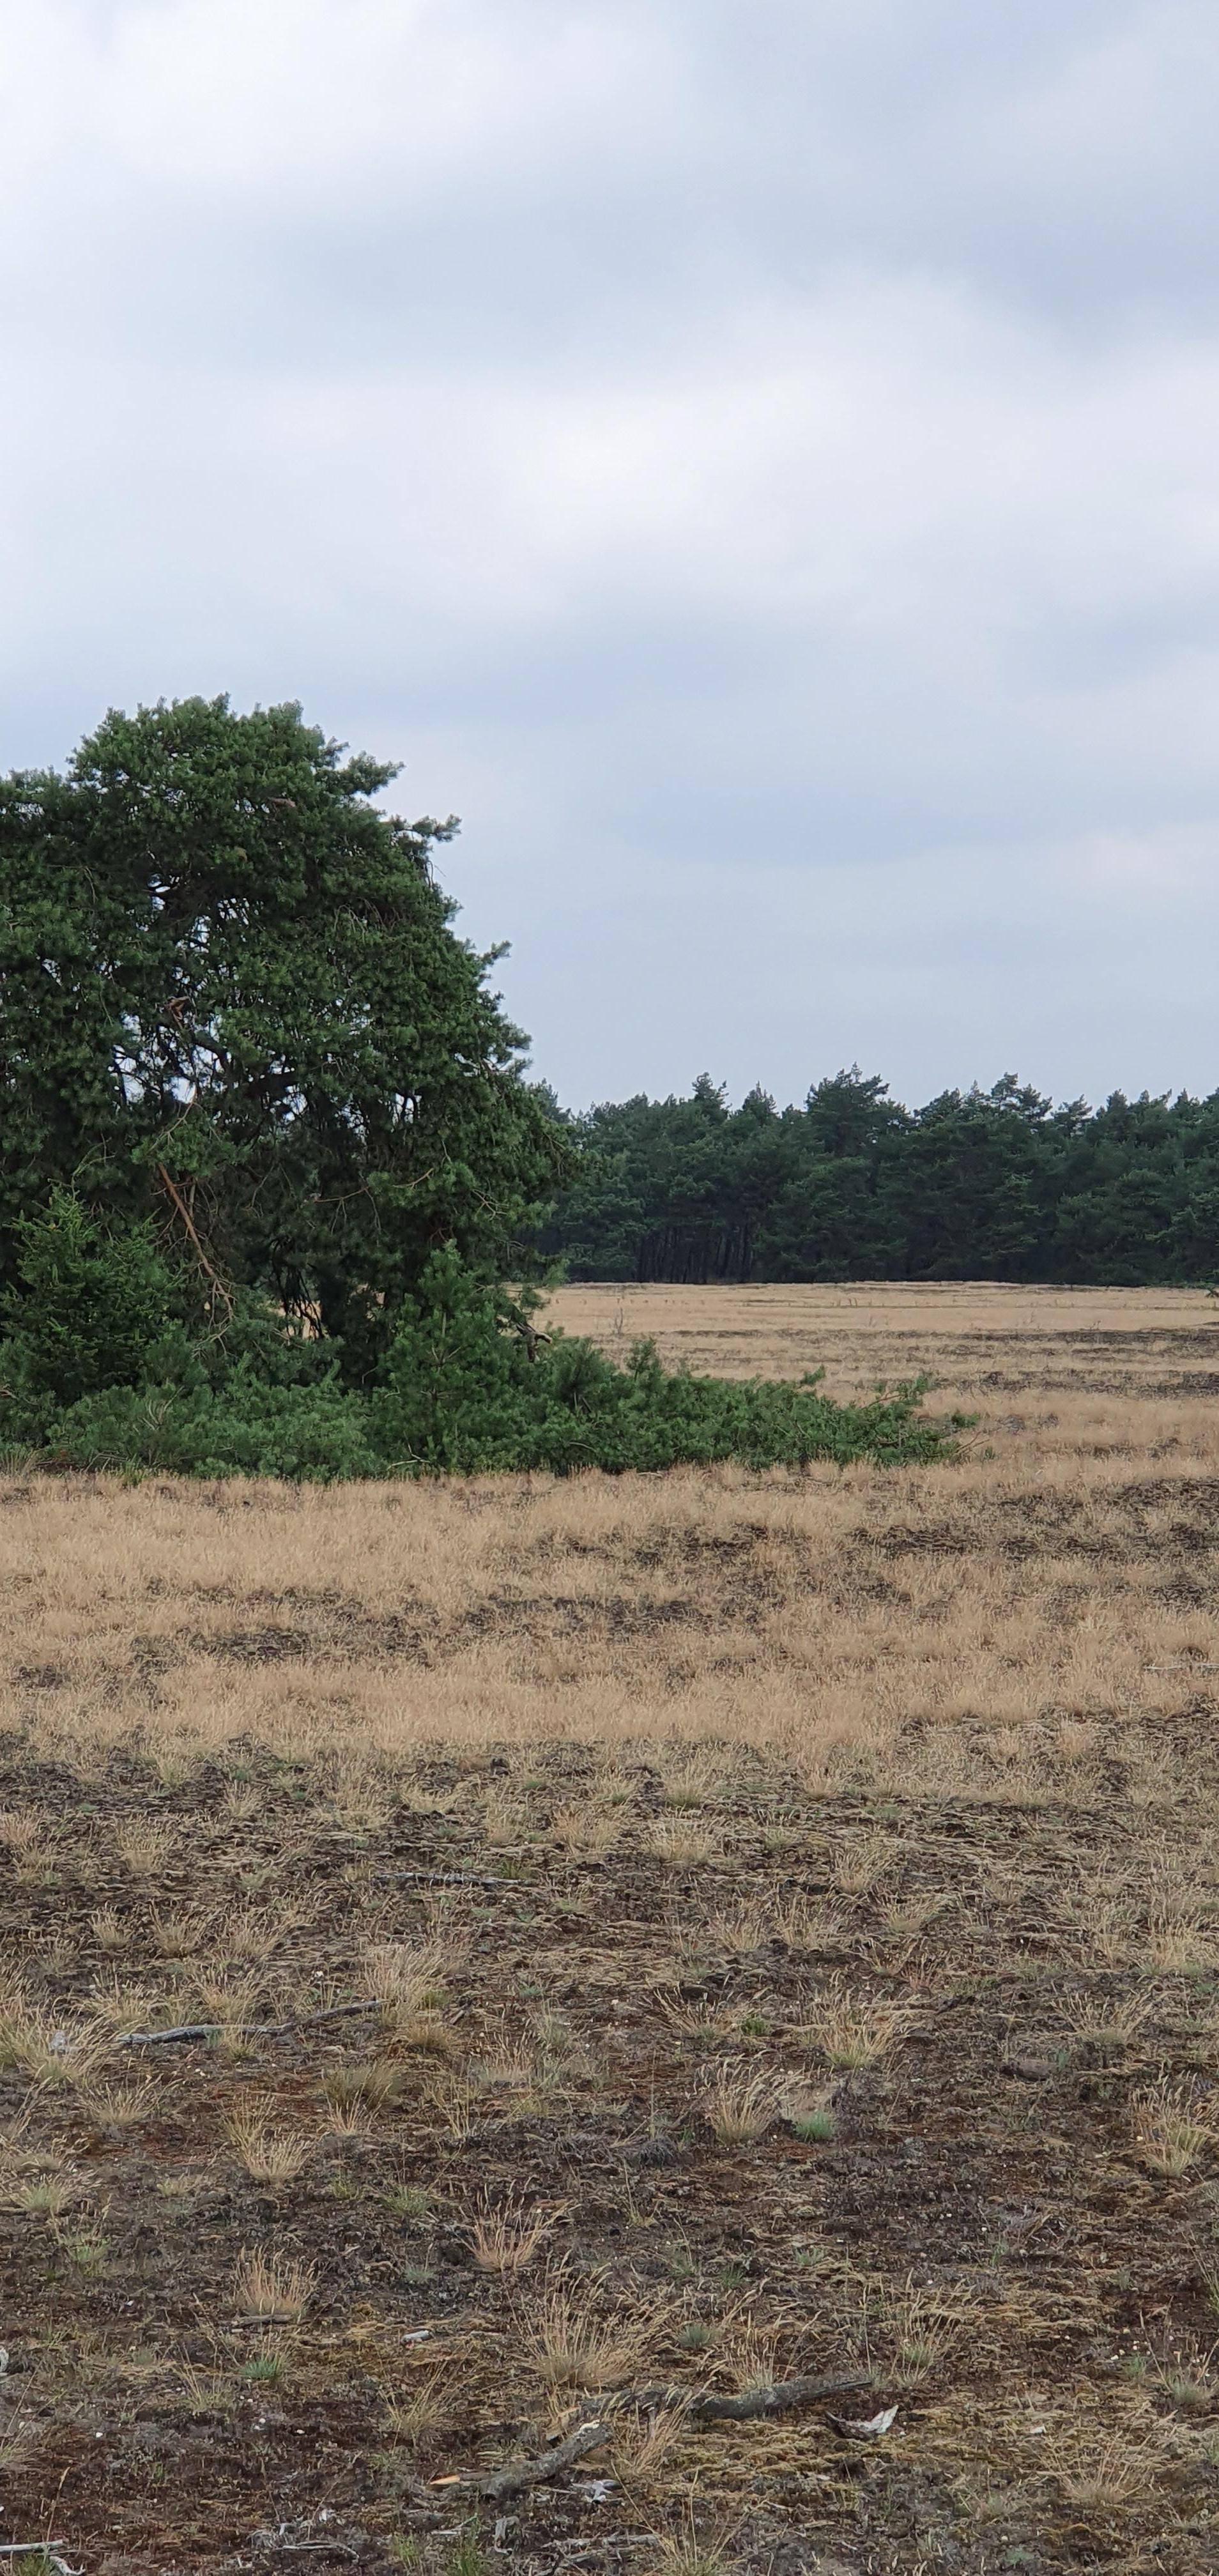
[
  {"xmin": 0, "ymin": 1216, "xmax": 967, "ymax": 1482},
  {"xmin": 50, "ymin": 1370, "xmax": 378, "ymax": 1482},
  {"xmin": 371, "ymin": 1250, "xmax": 963, "ymax": 1477},
  {"xmin": 4, "ymin": 1190, "xmax": 178, "ymax": 1401},
  {"xmin": 0, "ymin": 1192, "xmax": 194, "ymax": 1420}
]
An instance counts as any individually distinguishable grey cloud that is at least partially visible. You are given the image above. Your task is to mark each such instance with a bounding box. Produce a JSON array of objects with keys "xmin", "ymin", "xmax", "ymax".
[{"xmin": 2, "ymin": 0, "xmax": 1219, "ymax": 1110}]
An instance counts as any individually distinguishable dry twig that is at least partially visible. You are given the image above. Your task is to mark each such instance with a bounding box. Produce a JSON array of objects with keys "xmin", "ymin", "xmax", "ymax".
[{"xmin": 119, "ymin": 1998, "xmax": 383, "ymax": 2049}]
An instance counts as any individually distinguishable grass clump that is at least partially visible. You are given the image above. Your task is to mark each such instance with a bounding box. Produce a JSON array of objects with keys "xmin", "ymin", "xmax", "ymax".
[
  {"xmin": 523, "ymin": 2265, "xmax": 658, "ymax": 2389},
  {"xmin": 468, "ymin": 2191, "xmax": 551, "ymax": 2275},
  {"xmin": 233, "ymin": 2246, "xmax": 314, "ymax": 2322},
  {"xmin": 1134, "ymin": 2081, "xmax": 1214, "ymax": 2177},
  {"xmin": 702, "ymin": 2066, "xmax": 783, "ymax": 2146}
]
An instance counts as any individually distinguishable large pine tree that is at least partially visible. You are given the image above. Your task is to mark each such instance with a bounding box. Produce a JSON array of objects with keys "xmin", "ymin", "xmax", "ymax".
[{"xmin": 0, "ymin": 696, "xmax": 571, "ymax": 1377}]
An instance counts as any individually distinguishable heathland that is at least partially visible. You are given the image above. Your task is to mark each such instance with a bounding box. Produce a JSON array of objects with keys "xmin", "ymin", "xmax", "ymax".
[{"xmin": 2, "ymin": 1285, "xmax": 1219, "ymax": 2572}]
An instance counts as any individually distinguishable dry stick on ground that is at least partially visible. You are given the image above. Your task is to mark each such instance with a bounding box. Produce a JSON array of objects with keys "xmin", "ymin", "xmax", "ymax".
[
  {"xmin": 377, "ymin": 1870, "xmax": 521, "ymax": 1890},
  {"xmin": 618, "ymin": 2368, "xmax": 875, "ymax": 2425},
  {"xmin": 118, "ymin": 1998, "xmax": 384, "ymax": 2049},
  {"xmin": 442, "ymin": 2418, "xmax": 611, "ymax": 2503},
  {"xmin": 423, "ymin": 2370, "xmax": 876, "ymax": 2508}
]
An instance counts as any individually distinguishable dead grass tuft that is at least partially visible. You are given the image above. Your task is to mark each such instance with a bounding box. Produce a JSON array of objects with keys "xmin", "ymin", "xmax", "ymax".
[
  {"xmin": 233, "ymin": 2244, "xmax": 314, "ymax": 2322},
  {"xmin": 468, "ymin": 2189, "xmax": 553, "ymax": 2274},
  {"xmin": 0, "ymin": 1809, "xmax": 42, "ymax": 1855},
  {"xmin": 701, "ymin": 2064, "xmax": 785, "ymax": 2145},
  {"xmin": 522, "ymin": 2264, "xmax": 661, "ymax": 2390},
  {"xmin": 706, "ymin": 1902, "xmax": 768, "ymax": 1956},
  {"xmin": 381, "ymin": 2368, "xmax": 452, "ymax": 2446},
  {"xmin": 150, "ymin": 1908, "xmax": 211, "ymax": 1958},
  {"xmin": 1133, "ymin": 2080, "xmax": 1215, "ymax": 2176},
  {"xmin": 882, "ymin": 2277, "xmax": 965, "ymax": 2386},
  {"xmin": 647, "ymin": 1817, "xmax": 723, "ymax": 1866},
  {"xmin": 611, "ymin": 2398, "xmax": 691, "ymax": 2487},
  {"xmin": 0, "ymin": 1975, "xmax": 109, "ymax": 2085},
  {"xmin": 770, "ymin": 1894, "xmax": 845, "ymax": 1953},
  {"xmin": 322, "ymin": 2058, "xmax": 404, "ymax": 2115},
  {"xmin": 551, "ymin": 1799, "xmax": 621, "ymax": 1855},
  {"xmin": 226, "ymin": 2098, "xmax": 313, "ymax": 2184},
  {"xmin": 79, "ymin": 2076, "xmax": 158, "ymax": 2132},
  {"xmin": 803, "ymin": 1980, "xmax": 912, "ymax": 2070},
  {"xmin": 113, "ymin": 1818, "xmax": 174, "ymax": 1874},
  {"xmin": 830, "ymin": 1835, "xmax": 898, "ymax": 1897},
  {"xmin": 1043, "ymin": 2422, "xmax": 1163, "ymax": 2511}
]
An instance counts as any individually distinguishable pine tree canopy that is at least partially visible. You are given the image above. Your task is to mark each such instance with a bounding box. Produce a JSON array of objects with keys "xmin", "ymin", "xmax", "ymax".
[{"xmin": 0, "ymin": 694, "xmax": 572, "ymax": 1378}]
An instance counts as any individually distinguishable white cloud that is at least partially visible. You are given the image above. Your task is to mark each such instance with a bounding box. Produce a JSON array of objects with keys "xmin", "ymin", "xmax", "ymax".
[{"xmin": 96, "ymin": 0, "xmax": 674, "ymax": 204}]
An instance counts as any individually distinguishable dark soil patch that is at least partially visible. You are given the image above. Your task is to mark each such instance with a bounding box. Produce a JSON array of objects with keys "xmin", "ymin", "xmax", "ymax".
[{"xmin": 0, "ymin": 1756, "xmax": 1216, "ymax": 2572}]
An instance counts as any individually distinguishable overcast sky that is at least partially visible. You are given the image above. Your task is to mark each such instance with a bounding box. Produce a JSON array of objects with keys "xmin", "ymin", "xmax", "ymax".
[{"xmin": 3, "ymin": 1, "xmax": 1219, "ymax": 1110}]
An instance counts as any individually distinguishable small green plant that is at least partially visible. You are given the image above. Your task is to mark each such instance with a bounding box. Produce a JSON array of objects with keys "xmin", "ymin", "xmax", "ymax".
[
  {"xmin": 385, "ymin": 2182, "xmax": 432, "ymax": 2223},
  {"xmin": 1151, "ymin": 2338, "xmax": 1217, "ymax": 2411},
  {"xmin": 790, "ymin": 2105, "xmax": 835, "ymax": 2142},
  {"xmin": 1166, "ymin": 2368, "xmax": 1212, "ymax": 2411},
  {"xmin": 445, "ymin": 2520, "xmax": 488, "ymax": 2576},
  {"xmin": 59, "ymin": 2224, "xmax": 109, "ymax": 2276},
  {"xmin": 6, "ymin": 2175, "xmax": 72, "ymax": 2220}
]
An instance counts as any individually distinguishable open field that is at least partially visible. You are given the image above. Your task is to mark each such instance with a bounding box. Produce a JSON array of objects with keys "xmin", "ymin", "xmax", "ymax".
[
  {"xmin": 547, "ymin": 1278, "xmax": 1219, "ymax": 1404},
  {"xmin": 2, "ymin": 1286, "xmax": 1219, "ymax": 2570}
]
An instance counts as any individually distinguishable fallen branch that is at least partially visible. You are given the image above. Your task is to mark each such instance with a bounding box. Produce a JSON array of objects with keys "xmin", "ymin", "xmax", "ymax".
[
  {"xmin": 610, "ymin": 2368, "xmax": 875, "ymax": 2425},
  {"xmin": 378, "ymin": 1869, "xmax": 522, "ymax": 1890},
  {"xmin": 119, "ymin": 1998, "xmax": 383, "ymax": 2050},
  {"xmin": 438, "ymin": 2420, "xmax": 610, "ymax": 2503},
  {"xmin": 405, "ymin": 2371, "xmax": 875, "ymax": 2518}
]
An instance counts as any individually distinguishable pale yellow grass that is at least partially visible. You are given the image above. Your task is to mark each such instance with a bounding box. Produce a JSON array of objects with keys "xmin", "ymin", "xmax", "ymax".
[
  {"xmin": 3, "ymin": 1285, "xmax": 1218, "ymax": 1793},
  {"xmin": 545, "ymin": 1279, "xmax": 1212, "ymax": 1393}
]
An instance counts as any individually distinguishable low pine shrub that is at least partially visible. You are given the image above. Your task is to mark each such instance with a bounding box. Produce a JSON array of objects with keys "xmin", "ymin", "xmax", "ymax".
[{"xmin": 0, "ymin": 1216, "xmax": 969, "ymax": 1481}]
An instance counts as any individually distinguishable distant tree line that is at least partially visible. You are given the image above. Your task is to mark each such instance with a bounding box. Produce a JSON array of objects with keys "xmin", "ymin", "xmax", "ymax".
[{"xmin": 535, "ymin": 1068, "xmax": 1219, "ymax": 1284}]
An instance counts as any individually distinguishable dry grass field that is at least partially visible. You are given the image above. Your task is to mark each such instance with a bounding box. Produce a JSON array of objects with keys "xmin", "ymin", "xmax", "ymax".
[{"xmin": 2, "ymin": 1284, "xmax": 1219, "ymax": 2572}]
